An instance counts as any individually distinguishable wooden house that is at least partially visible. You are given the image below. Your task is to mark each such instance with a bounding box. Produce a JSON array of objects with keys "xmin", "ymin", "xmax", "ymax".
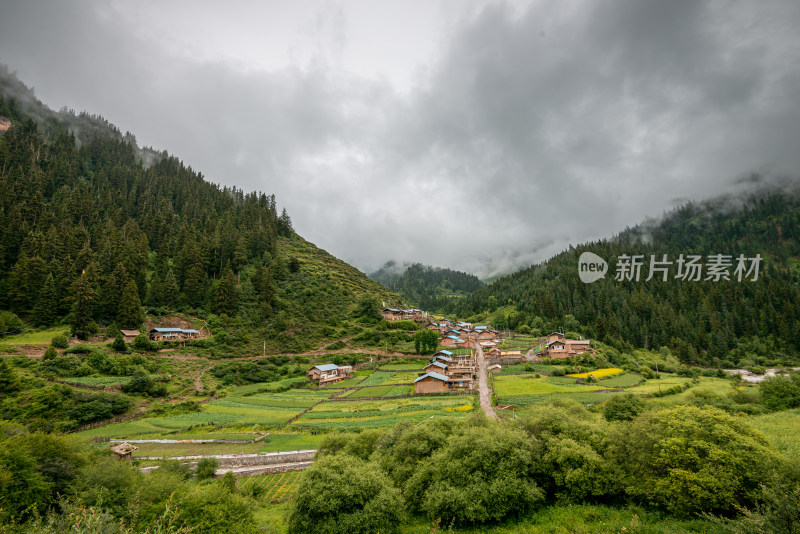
[
  {"xmin": 110, "ymin": 442, "xmax": 138, "ymax": 461},
  {"xmin": 119, "ymin": 329, "xmax": 140, "ymax": 342},
  {"xmin": 381, "ymin": 308, "xmax": 404, "ymax": 321},
  {"xmin": 423, "ymin": 361, "xmax": 449, "ymax": 374},
  {"xmin": 307, "ymin": 363, "xmax": 352, "ymax": 386},
  {"xmin": 488, "ymin": 347, "xmax": 502, "ymax": 359},
  {"xmin": 488, "ymin": 364, "xmax": 502, "ymax": 373},
  {"xmin": 440, "ymin": 335, "xmax": 465, "ymax": 348},
  {"xmin": 414, "ymin": 372, "xmax": 449, "ymax": 394},
  {"xmin": 543, "ymin": 333, "xmax": 595, "ymax": 359}
]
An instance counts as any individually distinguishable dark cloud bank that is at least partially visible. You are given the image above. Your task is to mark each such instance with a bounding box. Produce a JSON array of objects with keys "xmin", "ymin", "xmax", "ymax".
[{"xmin": 1, "ymin": 0, "xmax": 799, "ymax": 278}]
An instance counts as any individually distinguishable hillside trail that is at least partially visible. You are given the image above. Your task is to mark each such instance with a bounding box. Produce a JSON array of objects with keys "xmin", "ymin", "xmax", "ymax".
[{"xmin": 475, "ymin": 343, "xmax": 497, "ymax": 418}]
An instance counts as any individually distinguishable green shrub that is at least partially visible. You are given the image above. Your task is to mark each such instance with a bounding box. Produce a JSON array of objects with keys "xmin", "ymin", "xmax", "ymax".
[
  {"xmin": 110, "ymin": 334, "xmax": 127, "ymax": 352},
  {"xmin": 288, "ymin": 454, "xmax": 403, "ymax": 534},
  {"xmin": 405, "ymin": 423, "xmax": 545, "ymax": 525},
  {"xmin": 51, "ymin": 334, "xmax": 69, "ymax": 349},
  {"xmin": 610, "ymin": 405, "xmax": 780, "ymax": 516},
  {"xmin": 760, "ymin": 372, "xmax": 800, "ymax": 411},
  {"xmin": 42, "ymin": 346, "xmax": 58, "ymax": 361},
  {"xmin": 0, "ymin": 311, "xmax": 23, "ymax": 337},
  {"xmin": 603, "ymin": 393, "xmax": 644, "ymax": 421},
  {"xmin": 195, "ymin": 457, "xmax": 219, "ymax": 480}
]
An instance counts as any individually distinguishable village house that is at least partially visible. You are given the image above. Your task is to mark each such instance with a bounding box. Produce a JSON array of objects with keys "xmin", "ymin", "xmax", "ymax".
[
  {"xmin": 488, "ymin": 364, "xmax": 502, "ymax": 373},
  {"xmin": 416, "ymin": 350, "xmax": 477, "ymax": 393},
  {"xmin": 413, "ymin": 372, "xmax": 449, "ymax": 394},
  {"xmin": 475, "ymin": 326, "xmax": 498, "ymax": 340},
  {"xmin": 110, "ymin": 442, "xmax": 138, "ymax": 461},
  {"xmin": 119, "ymin": 329, "xmax": 140, "ymax": 342},
  {"xmin": 148, "ymin": 328, "xmax": 201, "ymax": 342},
  {"xmin": 433, "ymin": 354, "xmax": 454, "ymax": 365},
  {"xmin": 381, "ymin": 308, "xmax": 405, "ymax": 321},
  {"xmin": 307, "ymin": 363, "xmax": 353, "ymax": 386},
  {"xmin": 423, "ymin": 360, "xmax": 449, "ymax": 374},
  {"xmin": 542, "ymin": 332, "xmax": 595, "ymax": 359},
  {"xmin": 487, "ymin": 348, "xmax": 524, "ymax": 364},
  {"xmin": 440, "ymin": 335, "xmax": 465, "ymax": 348}
]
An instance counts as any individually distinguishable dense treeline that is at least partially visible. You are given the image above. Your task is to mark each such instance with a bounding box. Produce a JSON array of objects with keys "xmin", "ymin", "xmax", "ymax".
[
  {"xmin": 448, "ymin": 193, "xmax": 800, "ymax": 366},
  {"xmin": 0, "ymin": 70, "xmax": 296, "ymax": 336},
  {"xmin": 0, "ymin": 422, "xmax": 258, "ymax": 532},
  {"xmin": 369, "ymin": 261, "xmax": 485, "ymax": 311},
  {"xmin": 291, "ymin": 397, "xmax": 800, "ymax": 533}
]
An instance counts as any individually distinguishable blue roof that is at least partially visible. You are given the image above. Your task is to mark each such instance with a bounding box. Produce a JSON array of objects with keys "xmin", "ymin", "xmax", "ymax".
[
  {"xmin": 313, "ymin": 364, "xmax": 339, "ymax": 372},
  {"xmin": 427, "ymin": 361, "xmax": 448, "ymax": 370},
  {"xmin": 152, "ymin": 328, "xmax": 199, "ymax": 334},
  {"xmin": 434, "ymin": 355, "xmax": 453, "ymax": 362},
  {"xmin": 414, "ymin": 372, "xmax": 449, "ymax": 384},
  {"xmin": 436, "ymin": 350, "xmax": 453, "ymax": 355},
  {"xmin": 447, "ymin": 335, "xmax": 460, "ymax": 340}
]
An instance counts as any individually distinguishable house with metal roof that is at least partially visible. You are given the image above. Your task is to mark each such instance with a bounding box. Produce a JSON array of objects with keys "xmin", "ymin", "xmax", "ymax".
[
  {"xmin": 440, "ymin": 335, "xmax": 465, "ymax": 347},
  {"xmin": 307, "ymin": 363, "xmax": 353, "ymax": 386},
  {"xmin": 148, "ymin": 327, "xmax": 202, "ymax": 342},
  {"xmin": 423, "ymin": 360, "xmax": 449, "ymax": 374}
]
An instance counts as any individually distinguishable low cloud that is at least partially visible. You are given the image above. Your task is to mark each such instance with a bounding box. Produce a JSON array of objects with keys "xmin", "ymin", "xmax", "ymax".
[{"xmin": 1, "ymin": 0, "xmax": 799, "ymax": 278}]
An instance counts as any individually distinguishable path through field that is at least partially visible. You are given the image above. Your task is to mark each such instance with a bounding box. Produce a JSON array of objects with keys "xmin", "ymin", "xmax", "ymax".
[{"xmin": 475, "ymin": 343, "xmax": 497, "ymax": 418}]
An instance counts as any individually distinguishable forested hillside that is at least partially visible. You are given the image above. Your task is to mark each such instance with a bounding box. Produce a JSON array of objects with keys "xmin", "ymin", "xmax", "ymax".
[
  {"xmin": 454, "ymin": 192, "xmax": 800, "ymax": 366},
  {"xmin": 369, "ymin": 261, "xmax": 485, "ymax": 311},
  {"xmin": 0, "ymin": 68, "xmax": 398, "ymax": 350}
]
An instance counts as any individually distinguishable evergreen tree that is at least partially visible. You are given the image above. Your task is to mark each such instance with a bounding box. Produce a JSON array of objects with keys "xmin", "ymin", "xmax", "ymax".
[
  {"xmin": 214, "ymin": 265, "xmax": 239, "ymax": 316},
  {"xmin": 32, "ymin": 273, "xmax": 58, "ymax": 326},
  {"xmin": 116, "ymin": 279, "xmax": 143, "ymax": 329},
  {"xmin": 162, "ymin": 267, "xmax": 179, "ymax": 309},
  {"xmin": 70, "ymin": 271, "xmax": 96, "ymax": 340}
]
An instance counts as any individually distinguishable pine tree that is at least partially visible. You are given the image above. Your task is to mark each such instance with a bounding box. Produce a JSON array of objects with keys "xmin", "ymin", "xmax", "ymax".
[
  {"xmin": 71, "ymin": 271, "xmax": 96, "ymax": 340},
  {"xmin": 162, "ymin": 267, "xmax": 179, "ymax": 309},
  {"xmin": 214, "ymin": 265, "xmax": 239, "ymax": 316},
  {"xmin": 117, "ymin": 279, "xmax": 144, "ymax": 329},
  {"xmin": 32, "ymin": 272, "xmax": 58, "ymax": 326}
]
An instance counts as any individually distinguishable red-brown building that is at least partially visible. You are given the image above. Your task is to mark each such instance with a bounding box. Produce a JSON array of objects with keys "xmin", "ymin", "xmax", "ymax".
[{"xmin": 413, "ymin": 372, "xmax": 450, "ymax": 394}]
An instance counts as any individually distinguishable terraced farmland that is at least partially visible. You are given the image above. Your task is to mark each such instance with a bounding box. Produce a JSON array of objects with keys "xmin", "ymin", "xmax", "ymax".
[
  {"xmin": 77, "ymin": 389, "xmax": 335, "ymax": 438},
  {"xmin": 244, "ymin": 471, "xmax": 302, "ymax": 503},
  {"xmin": 290, "ymin": 395, "xmax": 475, "ymax": 431},
  {"xmin": 493, "ymin": 374, "xmax": 618, "ymax": 407}
]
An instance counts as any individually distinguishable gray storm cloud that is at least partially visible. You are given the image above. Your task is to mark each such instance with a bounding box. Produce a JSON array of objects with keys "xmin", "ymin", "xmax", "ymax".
[{"xmin": 1, "ymin": 0, "xmax": 799, "ymax": 279}]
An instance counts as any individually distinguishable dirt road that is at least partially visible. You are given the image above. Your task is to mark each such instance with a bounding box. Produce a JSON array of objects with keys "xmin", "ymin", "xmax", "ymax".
[{"xmin": 475, "ymin": 343, "xmax": 497, "ymax": 418}]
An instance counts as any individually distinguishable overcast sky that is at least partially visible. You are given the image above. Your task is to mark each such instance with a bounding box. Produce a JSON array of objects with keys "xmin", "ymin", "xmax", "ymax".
[{"xmin": 1, "ymin": 0, "xmax": 799, "ymax": 278}]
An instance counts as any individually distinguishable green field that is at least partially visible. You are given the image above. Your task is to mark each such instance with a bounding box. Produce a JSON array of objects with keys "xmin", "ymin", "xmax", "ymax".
[
  {"xmin": 244, "ymin": 471, "xmax": 302, "ymax": 504},
  {"xmin": 130, "ymin": 433, "xmax": 323, "ymax": 458},
  {"xmin": 601, "ymin": 373, "xmax": 645, "ymax": 388},
  {"xmin": 494, "ymin": 374, "xmax": 604, "ymax": 396},
  {"xmin": 0, "ymin": 326, "xmax": 71, "ymax": 345},
  {"xmin": 291, "ymin": 396, "xmax": 475, "ymax": 431},
  {"xmin": 339, "ymin": 384, "xmax": 413, "ymax": 398},
  {"xmin": 349, "ymin": 371, "xmax": 417, "ymax": 387},
  {"xmin": 322, "ymin": 375, "xmax": 367, "ymax": 388},
  {"xmin": 229, "ymin": 378, "xmax": 308, "ymax": 395},
  {"xmin": 749, "ymin": 408, "xmax": 800, "ymax": 458},
  {"xmin": 61, "ymin": 376, "xmax": 132, "ymax": 386},
  {"xmin": 377, "ymin": 362, "xmax": 427, "ymax": 371},
  {"xmin": 77, "ymin": 389, "xmax": 334, "ymax": 438},
  {"xmin": 625, "ymin": 375, "xmax": 693, "ymax": 394}
]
